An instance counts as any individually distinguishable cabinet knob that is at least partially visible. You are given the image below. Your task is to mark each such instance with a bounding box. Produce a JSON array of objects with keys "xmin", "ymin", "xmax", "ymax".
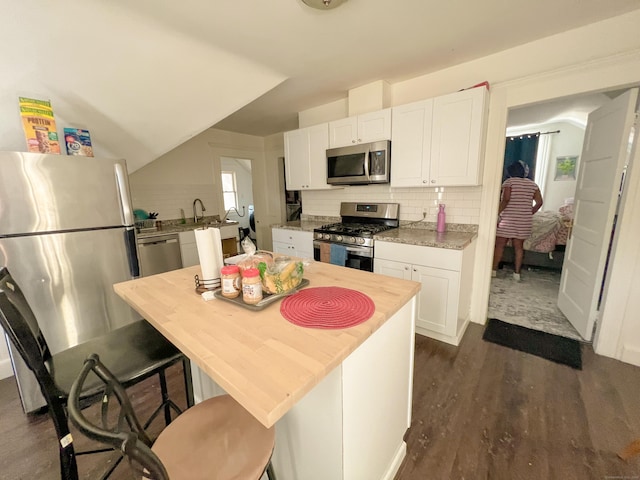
[
  {"xmin": 423, "ymin": 180, "xmax": 427, "ymax": 184},
  {"xmin": 357, "ymin": 138, "xmax": 361, "ymax": 143},
  {"xmin": 431, "ymin": 180, "xmax": 436, "ymax": 184},
  {"xmin": 352, "ymin": 140, "xmax": 356, "ymax": 144}
]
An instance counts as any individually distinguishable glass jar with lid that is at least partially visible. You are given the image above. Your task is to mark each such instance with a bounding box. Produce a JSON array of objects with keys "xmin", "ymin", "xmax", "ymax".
[
  {"xmin": 220, "ymin": 265, "xmax": 241, "ymax": 299},
  {"xmin": 241, "ymin": 268, "xmax": 263, "ymax": 305}
]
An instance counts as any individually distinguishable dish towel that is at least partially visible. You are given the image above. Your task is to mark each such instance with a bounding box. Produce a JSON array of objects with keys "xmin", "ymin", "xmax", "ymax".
[
  {"xmin": 330, "ymin": 244, "xmax": 347, "ymax": 266},
  {"xmin": 319, "ymin": 242, "xmax": 331, "ymax": 263}
]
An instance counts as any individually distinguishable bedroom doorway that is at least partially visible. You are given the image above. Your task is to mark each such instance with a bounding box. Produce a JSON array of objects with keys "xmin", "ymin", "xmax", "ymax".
[{"xmin": 488, "ymin": 88, "xmax": 636, "ymax": 342}]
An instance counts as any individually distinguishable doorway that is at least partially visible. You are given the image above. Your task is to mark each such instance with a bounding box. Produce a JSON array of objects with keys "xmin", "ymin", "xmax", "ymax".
[
  {"xmin": 488, "ymin": 89, "xmax": 632, "ymax": 341},
  {"xmin": 220, "ymin": 156, "xmax": 256, "ymax": 246}
]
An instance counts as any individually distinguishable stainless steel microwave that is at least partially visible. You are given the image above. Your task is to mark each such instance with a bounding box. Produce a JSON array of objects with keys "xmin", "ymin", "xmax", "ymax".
[{"xmin": 326, "ymin": 140, "xmax": 391, "ymax": 185}]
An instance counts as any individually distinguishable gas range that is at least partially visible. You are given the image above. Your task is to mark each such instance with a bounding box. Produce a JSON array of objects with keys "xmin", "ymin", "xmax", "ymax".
[
  {"xmin": 313, "ymin": 222, "xmax": 397, "ymax": 247},
  {"xmin": 313, "ymin": 202, "xmax": 400, "ymax": 271}
]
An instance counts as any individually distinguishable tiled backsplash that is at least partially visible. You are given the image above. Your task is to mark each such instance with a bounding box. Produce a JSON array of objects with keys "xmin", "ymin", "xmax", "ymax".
[{"xmin": 301, "ymin": 185, "xmax": 483, "ymax": 224}]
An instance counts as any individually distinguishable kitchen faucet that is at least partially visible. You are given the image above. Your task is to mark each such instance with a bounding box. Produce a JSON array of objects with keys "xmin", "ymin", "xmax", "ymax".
[
  {"xmin": 221, "ymin": 206, "xmax": 245, "ymax": 223},
  {"xmin": 193, "ymin": 198, "xmax": 206, "ymax": 223}
]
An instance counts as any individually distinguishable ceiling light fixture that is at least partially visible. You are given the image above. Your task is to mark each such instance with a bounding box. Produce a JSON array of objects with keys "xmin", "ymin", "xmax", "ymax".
[{"xmin": 302, "ymin": 0, "xmax": 348, "ymax": 10}]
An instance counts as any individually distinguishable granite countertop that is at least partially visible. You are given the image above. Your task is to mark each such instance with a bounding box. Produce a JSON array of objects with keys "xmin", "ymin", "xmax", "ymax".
[
  {"xmin": 136, "ymin": 218, "xmax": 239, "ymax": 239},
  {"xmin": 271, "ymin": 220, "xmax": 327, "ymax": 232},
  {"xmin": 374, "ymin": 227, "xmax": 477, "ymax": 250},
  {"xmin": 272, "ymin": 217, "xmax": 478, "ymax": 250}
]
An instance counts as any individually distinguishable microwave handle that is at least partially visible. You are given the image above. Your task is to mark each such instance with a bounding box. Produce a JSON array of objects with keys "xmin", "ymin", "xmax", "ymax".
[{"xmin": 364, "ymin": 148, "xmax": 371, "ymax": 178}]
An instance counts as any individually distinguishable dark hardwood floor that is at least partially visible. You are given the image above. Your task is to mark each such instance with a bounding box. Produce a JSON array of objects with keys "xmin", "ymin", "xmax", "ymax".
[{"xmin": 1, "ymin": 323, "xmax": 639, "ymax": 479}]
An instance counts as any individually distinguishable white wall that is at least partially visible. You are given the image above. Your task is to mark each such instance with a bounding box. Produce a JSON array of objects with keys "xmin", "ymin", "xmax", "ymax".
[{"xmin": 129, "ymin": 128, "xmax": 285, "ymax": 250}]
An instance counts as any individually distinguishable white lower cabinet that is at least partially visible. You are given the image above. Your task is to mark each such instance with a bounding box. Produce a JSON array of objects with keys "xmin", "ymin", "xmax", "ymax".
[
  {"xmin": 375, "ymin": 240, "xmax": 475, "ymax": 346},
  {"xmin": 179, "ymin": 226, "xmax": 241, "ymax": 268},
  {"xmin": 272, "ymin": 228, "xmax": 313, "ymax": 259}
]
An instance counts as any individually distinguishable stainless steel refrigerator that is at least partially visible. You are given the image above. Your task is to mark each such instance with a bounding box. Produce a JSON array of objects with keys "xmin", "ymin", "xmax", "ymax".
[{"xmin": 0, "ymin": 151, "xmax": 141, "ymax": 412}]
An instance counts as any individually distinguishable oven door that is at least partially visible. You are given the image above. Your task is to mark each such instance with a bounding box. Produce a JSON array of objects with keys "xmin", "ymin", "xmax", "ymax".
[{"xmin": 313, "ymin": 240, "xmax": 374, "ymax": 272}]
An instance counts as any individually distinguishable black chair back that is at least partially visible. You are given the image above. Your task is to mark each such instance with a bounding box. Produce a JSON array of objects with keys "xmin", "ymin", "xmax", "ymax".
[
  {"xmin": 0, "ymin": 267, "xmax": 79, "ymax": 479},
  {"xmin": 0, "ymin": 267, "xmax": 53, "ymax": 383},
  {"xmin": 68, "ymin": 354, "xmax": 168, "ymax": 480}
]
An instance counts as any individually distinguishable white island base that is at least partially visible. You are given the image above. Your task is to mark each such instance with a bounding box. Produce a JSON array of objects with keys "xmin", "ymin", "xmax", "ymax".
[{"xmin": 190, "ymin": 298, "xmax": 416, "ymax": 480}]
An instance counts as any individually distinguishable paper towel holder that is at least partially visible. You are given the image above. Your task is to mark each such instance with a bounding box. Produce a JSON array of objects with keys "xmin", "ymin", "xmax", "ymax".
[{"xmin": 194, "ymin": 274, "xmax": 221, "ymax": 293}]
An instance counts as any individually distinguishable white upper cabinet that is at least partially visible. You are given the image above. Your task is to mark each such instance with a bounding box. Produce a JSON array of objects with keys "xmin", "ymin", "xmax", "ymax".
[
  {"xmin": 390, "ymin": 99, "xmax": 434, "ymax": 187},
  {"xmin": 329, "ymin": 108, "xmax": 392, "ymax": 148},
  {"xmin": 284, "ymin": 123, "xmax": 334, "ymax": 190},
  {"xmin": 391, "ymin": 87, "xmax": 488, "ymax": 187}
]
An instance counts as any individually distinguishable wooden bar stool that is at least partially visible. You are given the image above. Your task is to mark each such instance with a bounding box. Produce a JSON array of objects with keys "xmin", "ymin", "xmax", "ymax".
[{"xmin": 68, "ymin": 354, "xmax": 276, "ymax": 480}]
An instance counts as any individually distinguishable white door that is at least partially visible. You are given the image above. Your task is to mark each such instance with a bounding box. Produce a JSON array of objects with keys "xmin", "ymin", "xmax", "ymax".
[{"xmin": 557, "ymin": 88, "xmax": 638, "ymax": 340}]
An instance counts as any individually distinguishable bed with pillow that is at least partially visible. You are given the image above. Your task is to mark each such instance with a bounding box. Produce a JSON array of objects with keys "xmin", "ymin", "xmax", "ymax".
[{"xmin": 500, "ymin": 204, "xmax": 573, "ymax": 271}]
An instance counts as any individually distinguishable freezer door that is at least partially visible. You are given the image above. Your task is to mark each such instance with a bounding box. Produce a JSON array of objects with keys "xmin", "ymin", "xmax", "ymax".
[
  {"xmin": 0, "ymin": 152, "xmax": 135, "ymax": 235},
  {"xmin": 0, "ymin": 228, "xmax": 141, "ymax": 412}
]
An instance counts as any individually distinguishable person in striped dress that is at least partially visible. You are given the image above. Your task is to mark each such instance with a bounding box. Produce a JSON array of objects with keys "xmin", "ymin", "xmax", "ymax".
[{"xmin": 492, "ymin": 160, "xmax": 543, "ymax": 281}]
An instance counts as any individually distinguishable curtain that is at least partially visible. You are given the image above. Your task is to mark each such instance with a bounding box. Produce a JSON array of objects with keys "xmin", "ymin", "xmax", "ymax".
[{"xmin": 503, "ymin": 134, "xmax": 540, "ymax": 181}]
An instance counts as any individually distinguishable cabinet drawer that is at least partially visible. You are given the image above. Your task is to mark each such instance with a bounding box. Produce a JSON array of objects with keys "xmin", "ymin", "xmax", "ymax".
[
  {"xmin": 375, "ymin": 241, "xmax": 462, "ymax": 271},
  {"xmin": 272, "ymin": 228, "xmax": 312, "ymax": 245}
]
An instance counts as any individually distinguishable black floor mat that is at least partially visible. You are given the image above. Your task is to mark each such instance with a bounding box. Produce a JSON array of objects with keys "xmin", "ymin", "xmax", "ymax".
[{"xmin": 483, "ymin": 318, "xmax": 582, "ymax": 369}]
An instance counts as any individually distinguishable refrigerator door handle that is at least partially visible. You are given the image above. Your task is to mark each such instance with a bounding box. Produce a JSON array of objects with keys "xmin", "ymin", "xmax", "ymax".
[
  {"xmin": 125, "ymin": 228, "xmax": 141, "ymax": 278},
  {"xmin": 114, "ymin": 163, "xmax": 134, "ymax": 226}
]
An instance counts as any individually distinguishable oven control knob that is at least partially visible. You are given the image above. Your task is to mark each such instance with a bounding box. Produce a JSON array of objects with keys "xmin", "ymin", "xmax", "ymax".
[
  {"xmin": 323, "ymin": 234, "xmax": 331, "ymax": 241},
  {"xmin": 357, "ymin": 238, "xmax": 365, "ymax": 245},
  {"xmin": 336, "ymin": 235, "xmax": 343, "ymax": 242},
  {"xmin": 349, "ymin": 236, "xmax": 356, "ymax": 243}
]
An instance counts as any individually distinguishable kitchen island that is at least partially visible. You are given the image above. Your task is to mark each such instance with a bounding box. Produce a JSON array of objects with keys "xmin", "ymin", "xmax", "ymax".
[{"xmin": 114, "ymin": 259, "xmax": 420, "ymax": 480}]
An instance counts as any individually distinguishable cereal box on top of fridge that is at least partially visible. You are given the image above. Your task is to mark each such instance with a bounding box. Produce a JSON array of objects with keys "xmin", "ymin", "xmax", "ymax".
[
  {"xmin": 64, "ymin": 128, "xmax": 94, "ymax": 157},
  {"xmin": 19, "ymin": 97, "xmax": 61, "ymax": 154}
]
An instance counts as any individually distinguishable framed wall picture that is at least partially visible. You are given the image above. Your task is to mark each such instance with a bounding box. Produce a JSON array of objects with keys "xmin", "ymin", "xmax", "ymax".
[{"xmin": 554, "ymin": 155, "xmax": 578, "ymax": 181}]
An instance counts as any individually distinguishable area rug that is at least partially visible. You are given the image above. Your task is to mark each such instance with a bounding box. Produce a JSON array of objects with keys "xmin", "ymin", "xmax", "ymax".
[{"xmin": 483, "ymin": 318, "xmax": 582, "ymax": 369}]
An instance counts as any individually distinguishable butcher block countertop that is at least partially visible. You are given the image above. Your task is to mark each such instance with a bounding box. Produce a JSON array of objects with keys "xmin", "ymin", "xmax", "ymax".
[{"xmin": 113, "ymin": 260, "xmax": 420, "ymax": 428}]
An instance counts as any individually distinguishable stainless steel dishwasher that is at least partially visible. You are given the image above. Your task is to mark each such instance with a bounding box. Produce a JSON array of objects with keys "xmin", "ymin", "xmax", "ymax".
[{"xmin": 137, "ymin": 233, "xmax": 183, "ymax": 276}]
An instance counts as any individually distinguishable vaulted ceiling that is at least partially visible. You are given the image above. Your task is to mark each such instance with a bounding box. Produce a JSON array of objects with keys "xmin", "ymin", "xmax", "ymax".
[{"xmin": 2, "ymin": 0, "xmax": 638, "ymax": 172}]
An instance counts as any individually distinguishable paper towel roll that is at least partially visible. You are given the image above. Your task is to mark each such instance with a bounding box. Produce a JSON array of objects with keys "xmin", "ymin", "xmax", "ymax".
[{"xmin": 195, "ymin": 227, "xmax": 224, "ymax": 289}]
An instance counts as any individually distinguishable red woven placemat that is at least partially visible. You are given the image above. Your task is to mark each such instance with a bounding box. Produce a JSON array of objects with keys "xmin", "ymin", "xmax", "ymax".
[{"xmin": 280, "ymin": 286, "xmax": 375, "ymax": 329}]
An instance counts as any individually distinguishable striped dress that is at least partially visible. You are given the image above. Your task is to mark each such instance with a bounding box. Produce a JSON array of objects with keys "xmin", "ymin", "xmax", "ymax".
[{"xmin": 496, "ymin": 177, "xmax": 540, "ymax": 239}]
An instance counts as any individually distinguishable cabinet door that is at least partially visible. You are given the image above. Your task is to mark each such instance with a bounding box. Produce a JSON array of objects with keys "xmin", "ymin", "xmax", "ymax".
[
  {"xmin": 272, "ymin": 241, "xmax": 294, "ymax": 255},
  {"xmin": 329, "ymin": 116, "xmax": 358, "ymax": 147},
  {"xmin": 273, "ymin": 229, "xmax": 313, "ymax": 258},
  {"xmin": 285, "ymin": 124, "xmax": 331, "ymax": 190},
  {"xmin": 284, "ymin": 128, "xmax": 311, "ymax": 190},
  {"xmin": 390, "ymin": 99, "xmax": 433, "ymax": 187},
  {"xmin": 307, "ymin": 124, "xmax": 331, "ymax": 190},
  {"xmin": 412, "ymin": 265, "xmax": 460, "ymax": 336},
  {"xmin": 357, "ymin": 108, "xmax": 391, "ymax": 144},
  {"xmin": 374, "ymin": 258, "xmax": 412, "ymax": 280},
  {"xmin": 430, "ymin": 87, "xmax": 487, "ymax": 186}
]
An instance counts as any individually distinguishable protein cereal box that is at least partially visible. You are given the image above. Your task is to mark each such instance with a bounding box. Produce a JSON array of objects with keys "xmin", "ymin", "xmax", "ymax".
[
  {"xmin": 19, "ymin": 97, "xmax": 61, "ymax": 154},
  {"xmin": 64, "ymin": 128, "xmax": 94, "ymax": 157}
]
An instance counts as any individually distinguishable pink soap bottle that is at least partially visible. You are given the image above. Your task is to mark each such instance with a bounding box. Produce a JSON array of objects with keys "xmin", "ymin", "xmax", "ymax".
[{"xmin": 437, "ymin": 204, "xmax": 446, "ymax": 233}]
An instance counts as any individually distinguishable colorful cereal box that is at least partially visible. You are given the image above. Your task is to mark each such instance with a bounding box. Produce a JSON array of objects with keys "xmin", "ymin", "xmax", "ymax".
[
  {"xmin": 19, "ymin": 97, "xmax": 61, "ymax": 154},
  {"xmin": 64, "ymin": 128, "xmax": 94, "ymax": 157}
]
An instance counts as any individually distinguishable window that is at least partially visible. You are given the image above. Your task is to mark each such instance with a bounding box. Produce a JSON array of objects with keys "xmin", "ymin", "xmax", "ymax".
[{"xmin": 221, "ymin": 171, "xmax": 238, "ymax": 210}]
